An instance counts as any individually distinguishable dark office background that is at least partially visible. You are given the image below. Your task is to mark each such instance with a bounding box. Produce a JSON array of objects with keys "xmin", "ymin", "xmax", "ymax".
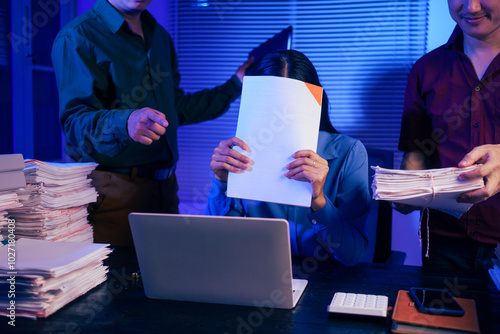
[{"xmin": 0, "ymin": 0, "xmax": 457, "ymax": 266}]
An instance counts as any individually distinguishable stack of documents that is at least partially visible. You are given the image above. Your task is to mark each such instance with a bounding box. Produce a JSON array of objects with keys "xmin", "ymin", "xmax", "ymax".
[
  {"xmin": 5, "ymin": 160, "xmax": 98, "ymax": 242},
  {"xmin": 0, "ymin": 192, "xmax": 23, "ymax": 242},
  {"xmin": 0, "ymin": 154, "xmax": 26, "ymax": 242},
  {"xmin": 371, "ymin": 165, "xmax": 484, "ymax": 216},
  {"xmin": 0, "ymin": 154, "xmax": 26, "ymax": 193},
  {"xmin": 0, "ymin": 238, "xmax": 111, "ymax": 319}
]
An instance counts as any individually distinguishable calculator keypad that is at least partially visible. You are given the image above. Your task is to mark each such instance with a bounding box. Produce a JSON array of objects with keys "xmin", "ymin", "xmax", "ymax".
[{"xmin": 327, "ymin": 292, "xmax": 388, "ymax": 317}]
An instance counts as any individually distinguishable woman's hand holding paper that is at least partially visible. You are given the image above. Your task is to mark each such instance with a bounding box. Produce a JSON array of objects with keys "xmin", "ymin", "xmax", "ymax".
[
  {"xmin": 210, "ymin": 137, "xmax": 253, "ymax": 182},
  {"xmin": 284, "ymin": 150, "xmax": 329, "ymax": 212}
]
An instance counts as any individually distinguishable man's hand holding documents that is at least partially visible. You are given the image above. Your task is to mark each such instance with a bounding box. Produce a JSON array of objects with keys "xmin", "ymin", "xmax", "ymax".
[{"xmin": 371, "ymin": 165, "xmax": 484, "ymax": 218}]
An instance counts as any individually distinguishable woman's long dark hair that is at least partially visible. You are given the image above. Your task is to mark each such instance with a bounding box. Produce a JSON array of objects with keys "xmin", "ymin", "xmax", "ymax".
[{"xmin": 247, "ymin": 50, "xmax": 338, "ymax": 134}]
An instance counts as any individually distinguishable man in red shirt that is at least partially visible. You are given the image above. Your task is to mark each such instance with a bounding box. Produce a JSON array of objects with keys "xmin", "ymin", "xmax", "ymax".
[{"xmin": 398, "ymin": 0, "xmax": 500, "ymax": 271}]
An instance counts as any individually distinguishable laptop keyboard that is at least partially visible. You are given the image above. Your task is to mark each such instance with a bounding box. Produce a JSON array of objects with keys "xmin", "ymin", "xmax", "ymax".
[{"xmin": 327, "ymin": 292, "xmax": 388, "ymax": 317}]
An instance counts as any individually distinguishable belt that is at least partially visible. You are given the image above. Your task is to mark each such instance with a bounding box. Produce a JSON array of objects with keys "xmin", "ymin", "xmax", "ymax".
[{"xmin": 95, "ymin": 164, "xmax": 176, "ymax": 180}]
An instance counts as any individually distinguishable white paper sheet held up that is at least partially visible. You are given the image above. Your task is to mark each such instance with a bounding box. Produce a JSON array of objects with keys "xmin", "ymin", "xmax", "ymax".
[{"xmin": 227, "ymin": 76, "xmax": 322, "ymax": 207}]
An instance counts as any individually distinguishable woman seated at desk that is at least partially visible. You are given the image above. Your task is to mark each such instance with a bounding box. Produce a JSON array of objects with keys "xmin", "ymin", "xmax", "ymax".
[{"xmin": 206, "ymin": 50, "xmax": 370, "ymax": 266}]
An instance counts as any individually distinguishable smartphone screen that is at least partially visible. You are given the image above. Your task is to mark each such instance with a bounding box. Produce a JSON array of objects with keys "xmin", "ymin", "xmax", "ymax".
[{"xmin": 409, "ymin": 288, "xmax": 465, "ymax": 316}]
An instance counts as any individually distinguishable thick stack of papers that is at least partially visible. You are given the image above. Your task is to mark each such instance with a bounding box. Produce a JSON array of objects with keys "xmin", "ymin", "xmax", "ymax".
[
  {"xmin": 0, "ymin": 154, "xmax": 26, "ymax": 243},
  {"xmin": 0, "ymin": 154, "xmax": 26, "ymax": 193},
  {"xmin": 0, "ymin": 193, "xmax": 23, "ymax": 242},
  {"xmin": 0, "ymin": 238, "xmax": 111, "ymax": 319},
  {"xmin": 371, "ymin": 165, "xmax": 484, "ymax": 216},
  {"xmin": 0, "ymin": 193, "xmax": 23, "ymax": 212},
  {"xmin": 23, "ymin": 160, "xmax": 98, "ymax": 186},
  {"xmin": 4, "ymin": 160, "xmax": 98, "ymax": 242}
]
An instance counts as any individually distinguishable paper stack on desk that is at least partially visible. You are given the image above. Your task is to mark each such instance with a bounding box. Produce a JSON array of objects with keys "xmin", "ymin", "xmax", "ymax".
[
  {"xmin": 371, "ymin": 165, "xmax": 484, "ymax": 217},
  {"xmin": 4, "ymin": 160, "xmax": 98, "ymax": 242},
  {"xmin": 0, "ymin": 238, "xmax": 111, "ymax": 319},
  {"xmin": 0, "ymin": 192, "xmax": 23, "ymax": 243},
  {"xmin": 0, "ymin": 154, "xmax": 26, "ymax": 193},
  {"xmin": 0, "ymin": 154, "xmax": 26, "ymax": 243}
]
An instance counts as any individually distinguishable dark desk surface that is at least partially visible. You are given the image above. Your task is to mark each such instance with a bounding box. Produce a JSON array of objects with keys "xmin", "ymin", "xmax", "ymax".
[{"xmin": 3, "ymin": 247, "xmax": 500, "ymax": 333}]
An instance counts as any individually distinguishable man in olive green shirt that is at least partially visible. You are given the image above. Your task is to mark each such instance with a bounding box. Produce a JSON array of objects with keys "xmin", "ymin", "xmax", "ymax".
[{"xmin": 51, "ymin": 0, "xmax": 251, "ymax": 245}]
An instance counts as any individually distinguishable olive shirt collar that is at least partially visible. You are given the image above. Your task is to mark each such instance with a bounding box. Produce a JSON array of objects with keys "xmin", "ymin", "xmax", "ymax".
[{"xmin": 94, "ymin": 0, "xmax": 157, "ymax": 35}]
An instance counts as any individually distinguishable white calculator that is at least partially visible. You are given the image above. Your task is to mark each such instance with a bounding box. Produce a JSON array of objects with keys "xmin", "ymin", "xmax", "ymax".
[{"xmin": 327, "ymin": 292, "xmax": 388, "ymax": 317}]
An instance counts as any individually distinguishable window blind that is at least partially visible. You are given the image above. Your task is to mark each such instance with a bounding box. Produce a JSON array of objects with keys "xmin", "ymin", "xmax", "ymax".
[{"xmin": 166, "ymin": 0, "xmax": 429, "ymax": 214}]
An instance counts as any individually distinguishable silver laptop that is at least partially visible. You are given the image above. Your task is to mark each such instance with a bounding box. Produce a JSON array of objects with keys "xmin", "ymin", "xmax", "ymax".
[{"xmin": 128, "ymin": 213, "xmax": 307, "ymax": 309}]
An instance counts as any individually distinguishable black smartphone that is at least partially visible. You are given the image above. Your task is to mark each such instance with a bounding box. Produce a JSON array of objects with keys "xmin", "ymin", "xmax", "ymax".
[{"xmin": 409, "ymin": 287, "xmax": 465, "ymax": 317}]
